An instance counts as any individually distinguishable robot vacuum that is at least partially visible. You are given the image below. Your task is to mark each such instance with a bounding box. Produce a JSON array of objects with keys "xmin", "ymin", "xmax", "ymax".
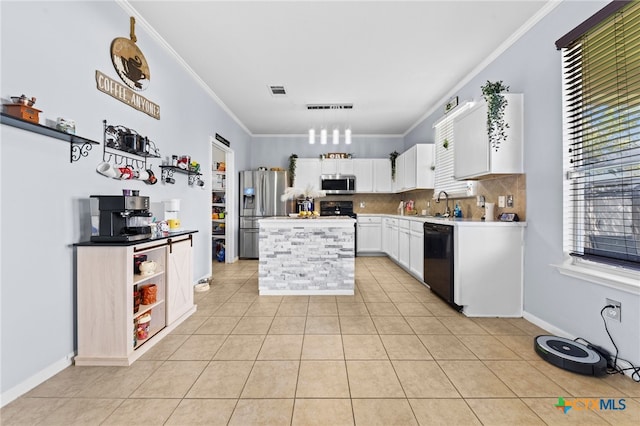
[{"xmin": 534, "ymin": 335, "xmax": 607, "ymax": 376}]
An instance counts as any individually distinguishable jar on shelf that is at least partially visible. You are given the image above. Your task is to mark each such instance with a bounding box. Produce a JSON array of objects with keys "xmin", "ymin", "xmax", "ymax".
[{"xmin": 136, "ymin": 312, "xmax": 151, "ymax": 340}]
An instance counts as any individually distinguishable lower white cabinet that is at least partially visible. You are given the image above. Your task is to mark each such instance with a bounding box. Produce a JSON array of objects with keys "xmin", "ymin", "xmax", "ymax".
[
  {"xmin": 75, "ymin": 233, "xmax": 197, "ymax": 366},
  {"xmin": 409, "ymin": 221, "xmax": 424, "ymax": 280},
  {"xmin": 357, "ymin": 216, "xmax": 382, "ymax": 253},
  {"xmin": 398, "ymin": 219, "xmax": 411, "ymax": 269},
  {"xmin": 454, "ymin": 225, "xmax": 524, "ymax": 317},
  {"xmin": 166, "ymin": 234, "xmax": 194, "ymax": 324},
  {"xmin": 389, "ymin": 218, "xmax": 399, "ymax": 261}
]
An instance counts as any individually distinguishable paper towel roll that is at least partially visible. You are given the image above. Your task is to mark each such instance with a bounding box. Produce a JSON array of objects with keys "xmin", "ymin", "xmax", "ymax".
[{"xmin": 485, "ymin": 203, "xmax": 495, "ymax": 221}]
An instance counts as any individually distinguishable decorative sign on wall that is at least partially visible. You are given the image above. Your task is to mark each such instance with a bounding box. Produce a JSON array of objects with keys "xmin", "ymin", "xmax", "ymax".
[
  {"xmin": 96, "ymin": 71, "xmax": 160, "ymax": 119},
  {"xmin": 215, "ymin": 133, "xmax": 231, "ymax": 147},
  {"xmin": 325, "ymin": 153, "xmax": 352, "ymax": 159},
  {"xmin": 96, "ymin": 17, "xmax": 160, "ymax": 120}
]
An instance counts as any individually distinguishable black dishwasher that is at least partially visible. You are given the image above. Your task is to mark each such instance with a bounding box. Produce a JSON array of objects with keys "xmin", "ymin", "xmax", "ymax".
[{"xmin": 423, "ymin": 223, "xmax": 461, "ymax": 311}]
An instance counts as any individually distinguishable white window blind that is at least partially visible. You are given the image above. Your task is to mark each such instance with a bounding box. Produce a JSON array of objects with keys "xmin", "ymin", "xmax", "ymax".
[
  {"xmin": 560, "ymin": 1, "xmax": 640, "ymax": 270},
  {"xmin": 433, "ymin": 103, "xmax": 473, "ymax": 197}
]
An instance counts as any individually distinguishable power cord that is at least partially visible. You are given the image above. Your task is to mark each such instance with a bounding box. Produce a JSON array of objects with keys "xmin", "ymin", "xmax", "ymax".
[{"xmin": 574, "ymin": 304, "xmax": 640, "ymax": 382}]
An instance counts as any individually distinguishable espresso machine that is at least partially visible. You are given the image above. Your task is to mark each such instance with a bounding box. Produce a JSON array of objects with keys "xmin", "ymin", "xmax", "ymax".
[{"xmin": 90, "ymin": 195, "xmax": 153, "ymax": 242}]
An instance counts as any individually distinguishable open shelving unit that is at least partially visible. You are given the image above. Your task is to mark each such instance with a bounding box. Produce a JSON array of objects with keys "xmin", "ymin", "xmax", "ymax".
[
  {"xmin": 212, "ymin": 168, "xmax": 226, "ymax": 259},
  {"xmin": 1, "ymin": 112, "xmax": 100, "ymax": 163}
]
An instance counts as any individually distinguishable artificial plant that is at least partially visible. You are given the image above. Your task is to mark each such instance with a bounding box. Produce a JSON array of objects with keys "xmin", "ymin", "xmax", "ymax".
[{"xmin": 481, "ymin": 80, "xmax": 510, "ymax": 151}]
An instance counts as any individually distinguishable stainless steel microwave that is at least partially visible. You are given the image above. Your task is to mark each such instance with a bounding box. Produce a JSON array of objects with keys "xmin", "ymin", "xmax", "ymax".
[{"xmin": 321, "ymin": 175, "xmax": 356, "ymax": 194}]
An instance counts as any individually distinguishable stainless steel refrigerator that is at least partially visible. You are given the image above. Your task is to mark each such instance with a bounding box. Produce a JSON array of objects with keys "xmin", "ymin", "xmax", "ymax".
[{"xmin": 239, "ymin": 170, "xmax": 290, "ymax": 258}]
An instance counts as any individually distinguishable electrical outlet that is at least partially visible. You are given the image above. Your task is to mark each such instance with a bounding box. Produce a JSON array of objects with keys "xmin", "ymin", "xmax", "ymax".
[
  {"xmin": 359, "ymin": 201, "xmax": 366, "ymax": 208},
  {"xmin": 506, "ymin": 195, "xmax": 514, "ymax": 208},
  {"xmin": 498, "ymin": 196, "xmax": 506, "ymax": 208},
  {"xmin": 605, "ymin": 299, "xmax": 621, "ymax": 322}
]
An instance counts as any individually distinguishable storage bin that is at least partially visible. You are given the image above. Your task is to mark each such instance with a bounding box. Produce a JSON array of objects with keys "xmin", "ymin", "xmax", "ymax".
[{"xmin": 141, "ymin": 284, "xmax": 157, "ymax": 305}]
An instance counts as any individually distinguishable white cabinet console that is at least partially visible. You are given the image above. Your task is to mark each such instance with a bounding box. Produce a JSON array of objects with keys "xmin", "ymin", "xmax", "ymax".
[{"xmin": 74, "ymin": 231, "xmax": 197, "ymax": 366}]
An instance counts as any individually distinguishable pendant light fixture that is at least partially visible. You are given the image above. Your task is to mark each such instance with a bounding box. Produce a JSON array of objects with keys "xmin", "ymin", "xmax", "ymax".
[
  {"xmin": 306, "ymin": 103, "xmax": 353, "ymax": 145},
  {"xmin": 320, "ymin": 127, "xmax": 327, "ymax": 145}
]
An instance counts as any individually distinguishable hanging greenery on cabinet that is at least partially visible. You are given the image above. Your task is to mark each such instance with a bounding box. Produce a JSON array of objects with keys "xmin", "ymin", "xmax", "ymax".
[
  {"xmin": 288, "ymin": 154, "xmax": 298, "ymax": 187},
  {"xmin": 389, "ymin": 151, "xmax": 399, "ymax": 181},
  {"xmin": 481, "ymin": 80, "xmax": 510, "ymax": 151}
]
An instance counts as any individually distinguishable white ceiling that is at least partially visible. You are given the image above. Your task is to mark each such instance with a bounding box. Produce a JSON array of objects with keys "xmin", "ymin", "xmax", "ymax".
[{"xmin": 127, "ymin": 0, "xmax": 551, "ymax": 136}]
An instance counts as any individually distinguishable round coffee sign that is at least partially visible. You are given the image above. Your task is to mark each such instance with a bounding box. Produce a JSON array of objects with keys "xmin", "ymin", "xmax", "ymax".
[{"xmin": 110, "ymin": 37, "xmax": 150, "ymax": 91}]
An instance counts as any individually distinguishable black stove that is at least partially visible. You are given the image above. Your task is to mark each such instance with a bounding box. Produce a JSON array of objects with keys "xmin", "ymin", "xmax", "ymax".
[
  {"xmin": 320, "ymin": 201, "xmax": 358, "ymax": 255},
  {"xmin": 319, "ymin": 200, "xmax": 356, "ymax": 218}
]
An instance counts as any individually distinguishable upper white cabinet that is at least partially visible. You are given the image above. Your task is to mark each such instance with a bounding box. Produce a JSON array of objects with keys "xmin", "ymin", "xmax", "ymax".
[
  {"xmin": 320, "ymin": 158, "xmax": 354, "ymax": 175},
  {"xmin": 353, "ymin": 159, "xmax": 373, "ymax": 192},
  {"xmin": 453, "ymin": 94, "xmax": 523, "ymax": 180},
  {"xmin": 394, "ymin": 144, "xmax": 435, "ymax": 192},
  {"xmin": 372, "ymin": 159, "xmax": 392, "ymax": 193},
  {"xmin": 294, "ymin": 158, "xmax": 322, "ymax": 190}
]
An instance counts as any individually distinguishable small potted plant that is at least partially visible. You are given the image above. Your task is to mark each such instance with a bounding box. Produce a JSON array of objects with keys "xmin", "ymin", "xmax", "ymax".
[
  {"xmin": 481, "ymin": 80, "xmax": 510, "ymax": 151},
  {"xmin": 389, "ymin": 151, "xmax": 399, "ymax": 181}
]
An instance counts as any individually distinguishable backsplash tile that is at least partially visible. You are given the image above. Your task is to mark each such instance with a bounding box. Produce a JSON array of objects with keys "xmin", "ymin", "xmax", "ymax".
[{"xmin": 332, "ymin": 174, "xmax": 526, "ymax": 221}]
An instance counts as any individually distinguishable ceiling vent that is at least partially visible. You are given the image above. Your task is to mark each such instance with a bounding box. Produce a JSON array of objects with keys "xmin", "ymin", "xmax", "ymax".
[
  {"xmin": 307, "ymin": 103, "xmax": 354, "ymax": 110},
  {"xmin": 269, "ymin": 85, "xmax": 287, "ymax": 96}
]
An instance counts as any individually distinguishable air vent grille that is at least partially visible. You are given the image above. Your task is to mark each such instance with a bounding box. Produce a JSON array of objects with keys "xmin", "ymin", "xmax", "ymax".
[
  {"xmin": 269, "ymin": 85, "xmax": 287, "ymax": 96},
  {"xmin": 307, "ymin": 103, "xmax": 353, "ymax": 110}
]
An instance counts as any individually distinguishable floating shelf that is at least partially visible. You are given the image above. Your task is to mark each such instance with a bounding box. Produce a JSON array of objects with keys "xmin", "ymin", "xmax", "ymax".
[
  {"xmin": 1, "ymin": 112, "xmax": 99, "ymax": 163},
  {"xmin": 159, "ymin": 165, "xmax": 202, "ymax": 186}
]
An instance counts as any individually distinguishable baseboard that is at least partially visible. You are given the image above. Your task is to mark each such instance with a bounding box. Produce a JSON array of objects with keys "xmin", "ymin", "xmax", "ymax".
[
  {"xmin": 523, "ymin": 310, "xmax": 638, "ymax": 380},
  {"xmin": 1, "ymin": 351, "xmax": 75, "ymax": 408}
]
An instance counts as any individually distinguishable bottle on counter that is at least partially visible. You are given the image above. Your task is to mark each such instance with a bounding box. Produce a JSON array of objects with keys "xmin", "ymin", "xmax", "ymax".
[
  {"xmin": 398, "ymin": 200, "xmax": 404, "ymax": 215},
  {"xmin": 454, "ymin": 203, "xmax": 462, "ymax": 218}
]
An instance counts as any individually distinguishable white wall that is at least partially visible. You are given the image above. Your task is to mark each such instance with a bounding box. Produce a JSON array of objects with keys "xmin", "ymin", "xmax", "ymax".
[
  {"xmin": 406, "ymin": 0, "xmax": 639, "ymax": 368},
  {"xmin": 0, "ymin": 1, "xmax": 250, "ymax": 400}
]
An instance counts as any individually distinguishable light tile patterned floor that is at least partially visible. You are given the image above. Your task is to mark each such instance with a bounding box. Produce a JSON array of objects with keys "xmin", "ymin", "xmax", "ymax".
[{"xmin": 2, "ymin": 257, "xmax": 639, "ymax": 425}]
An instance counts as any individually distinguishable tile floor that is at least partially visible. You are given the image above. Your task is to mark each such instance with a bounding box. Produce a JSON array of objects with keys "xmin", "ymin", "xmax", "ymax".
[{"xmin": 2, "ymin": 257, "xmax": 639, "ymax": 425}]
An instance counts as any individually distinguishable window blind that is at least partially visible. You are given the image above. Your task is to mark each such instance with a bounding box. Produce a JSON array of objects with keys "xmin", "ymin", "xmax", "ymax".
[
  {"xmin": 433, "ymin": 103, "xmax": 472, "ymax": 197},
  {"xmin": 561, "ymin": 1, "xmax": 640, "ymax": 269}
]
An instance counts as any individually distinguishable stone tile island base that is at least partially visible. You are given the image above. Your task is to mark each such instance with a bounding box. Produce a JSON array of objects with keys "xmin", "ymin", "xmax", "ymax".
[{"xmin": 258, "ymin": 217, "xmax": 355, "ymax": 295}]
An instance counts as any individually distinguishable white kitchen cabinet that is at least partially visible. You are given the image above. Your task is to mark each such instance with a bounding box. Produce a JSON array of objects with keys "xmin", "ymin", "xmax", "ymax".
[
  {"xmin": 394, "ymin": 144, "xmax": 435, "ymax": 192},
  {"xmin": 389, "ymin": 218, "xmax": 399, "ymax": 261},
  {"xmin": 373, "ymin": 159, "xmax": 392, "ymax": 192},
  {"xmin": 398, "ymin": 219, "xmax": 411, "ymax": 269},
  {"xmin": 409, "ymin": 221, "xmax": 424, "ymax": 280},
  {"xmin": 357, "ymin": 216, "xmax": 382, "ymax": 254},
  {"xmin": 75, "ymin": 234, "xmax": 197, "ymax": 366},
  {"xmin": 166, "ymin": 234, "xmax": 194, "ymax": 324},
  {"xmin": 320, "ymin": 158, "xmax": 354, "ymax": 175},
  {"xmin": 353, "ymin": 159, "xmax": 373, "ymax": 192},
  {"xmin": 454, "ymin": 225, "xmax": 524, "ymax": 316},
  {"xmin": 382, "ymin": 217, "xmax": 393, "ymax": 255},
  {"xmin": 453, "ymin": 93, "xmax": 523, "ymax": 179},
  {"xmin": 294, "ymin": 158, "xmax": 322, "ymax": 190},
  {"xmin": 392, "ymin": 153, "xmax": 406, "ymax": 192}
]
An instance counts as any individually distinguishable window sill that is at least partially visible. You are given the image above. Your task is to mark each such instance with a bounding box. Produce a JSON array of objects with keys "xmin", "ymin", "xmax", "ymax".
[{"xmin": 554, "ymin": 257, "xmax": 640, "ymax": 295}]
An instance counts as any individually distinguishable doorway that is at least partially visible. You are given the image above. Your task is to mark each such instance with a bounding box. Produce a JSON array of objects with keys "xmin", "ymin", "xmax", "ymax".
[{"xmin": 211, "ymin": 137, "xmax": 235, "ymax": 265}]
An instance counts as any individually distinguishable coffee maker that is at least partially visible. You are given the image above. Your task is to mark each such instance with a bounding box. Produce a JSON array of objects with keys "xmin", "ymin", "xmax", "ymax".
[{"xmin": 90, "ymin": 195, "xmax": 153, "ymax": 242}]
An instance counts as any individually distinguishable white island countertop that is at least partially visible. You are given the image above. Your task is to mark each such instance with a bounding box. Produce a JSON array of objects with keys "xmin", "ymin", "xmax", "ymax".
[{"xmin": 260, "ymin": 216, "xmax": 356, "ymax": 224}]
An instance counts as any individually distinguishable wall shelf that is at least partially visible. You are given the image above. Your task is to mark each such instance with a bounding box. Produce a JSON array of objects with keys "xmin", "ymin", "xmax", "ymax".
[
  {"xmin": 159, "ymin": 165, "xmax": 202, "ymax": 186},
  {"xmin": 1, "ymin": 112, "xmax": 99, "ymax": 163}
]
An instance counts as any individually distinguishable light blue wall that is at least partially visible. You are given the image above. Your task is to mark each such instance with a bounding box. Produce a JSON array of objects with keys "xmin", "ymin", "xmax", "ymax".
[
  {"xmin": 406, "ymin": 0, "xmax": 639, "ymax": 367},
  {"xmin": 250, "ymin": 135, "xmax": 405, "ymax": 169},
  {"xmin": 0, "ymin": 1, "xmax": 250, "ymax": 399}
]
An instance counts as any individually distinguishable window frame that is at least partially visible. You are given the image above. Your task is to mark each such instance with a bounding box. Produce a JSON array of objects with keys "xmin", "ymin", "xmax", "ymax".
[{"xmin": 556, "ymin": 0, "xmax": 640, "ymax": 294}]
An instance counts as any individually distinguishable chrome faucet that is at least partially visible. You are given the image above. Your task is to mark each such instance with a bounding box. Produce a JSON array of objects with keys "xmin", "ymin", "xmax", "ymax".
[{"xmin": 436, "ymin": 190, "xmax": 450, "ymax": 217}]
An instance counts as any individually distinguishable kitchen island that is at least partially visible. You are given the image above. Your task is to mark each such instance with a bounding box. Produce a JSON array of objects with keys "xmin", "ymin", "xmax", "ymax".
[{"xmin": 258, "ymin": 217, "xmax": 355, "ymax": 295}]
